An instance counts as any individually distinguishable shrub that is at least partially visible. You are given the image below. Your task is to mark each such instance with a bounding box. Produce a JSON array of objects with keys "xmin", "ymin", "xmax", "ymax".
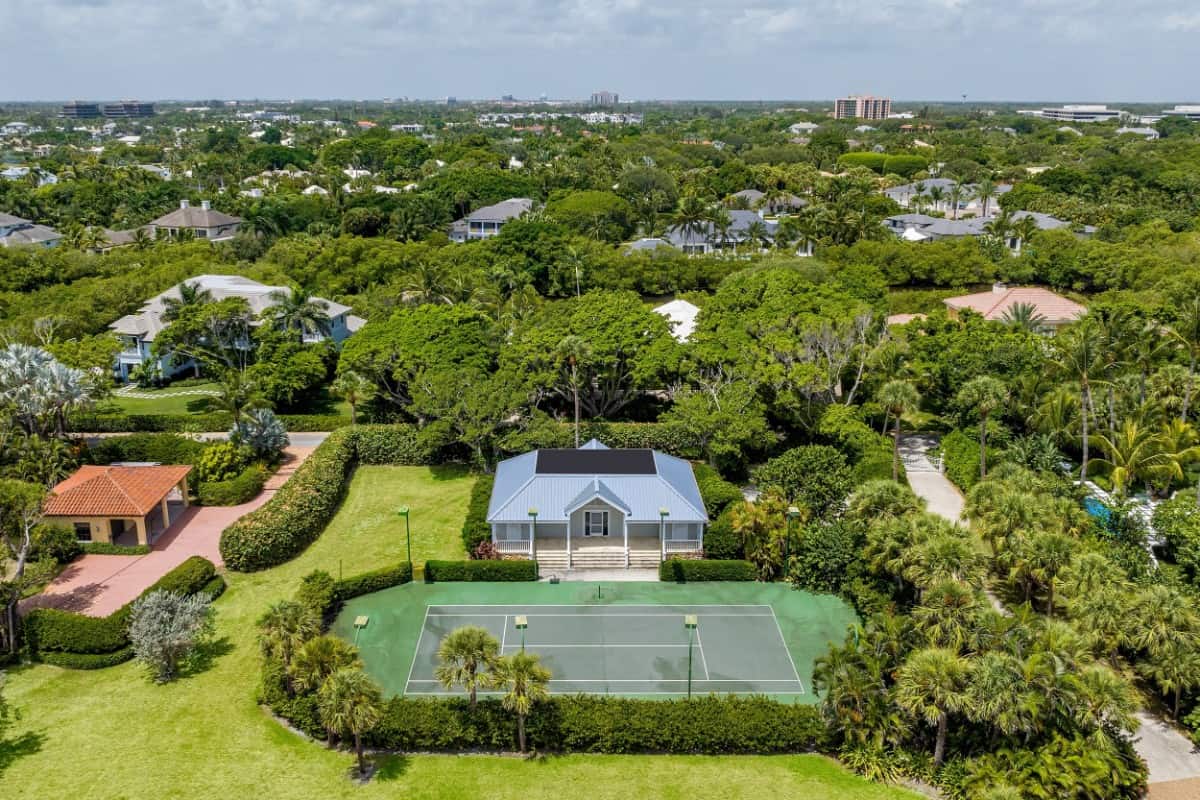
[
  {"xmin": 71, "ymin": 413, "xmax": 350, "ymax": 434},
  {"xmin": 220, "ymin": 427, "xmax": 356, "ymax": 571},
  {"xmin": 659, "ymin": 559, "xmax": 756, "ymax": 582},
  {"xmin": 198, "ymin": 464, "xmax": 267, "ymax": 506},
  {"xmin": 462, "ymin": 473, "xmax": 494, "ymax": 555},
  {"xmin": 692, "ymin": 463, "xmax": 743, "ymax": 517},
  {"xmin": 85, "ymin": 432, "xmax": 208, "ymax": 464},
  {"xmin": 331, "ymin": 562, "xmax": 414, "ymax": 603},
  {"xmin": 352, "ymin": 424, "xmax": 439, "ymax": 465},
  {"xmin": 231, "ymin": 408, "xmax": 289, "ymax": 460},
  {"xmin": 30, "ymin": 523, "xmax": 82, "ymax": 564},
  {"xmin": 939, "ymin": 429, "xmax": 987, "ymax": 490},
  {"xmin": 147, "ymin": 556, "xmax": 217, "ymax": 596},
  {"xmin": 788, "ymin": 520, "xmax": 864, "ymax": 594},
  {"xmin": 752, "ymin": 445, "xmax": 853, "ymax": 519},
  {"xmin": 702, "ymin": 507, "xmax": 742, "ymax": 560},
  {"xmin": 128, "ymin": 590, "xmax": 215, "ymax": 682},
  {"xmin": 297, "ymin": 570, "xmax": 338, "ymax": 617},
  {"xmin": 424, "ymin": 560, "xmax": 538, "ymax": 582},
  {"xmin": 81, "ymin": 542, "xmax": 151, "ymax": 556},
  {"xmin": 197, "ymin": 440, "xmax": 251, "ymax": 482},
  {"xmin": 838, "ymin": 152, "xmax": 888, "ymax": 173},
  {"xmin": 882, "ymin": 155, "xmax": 929, "ymax": 178},
  {"xmin": 38, "ymin": 646, "xmax": 134, "ymax": 669}
]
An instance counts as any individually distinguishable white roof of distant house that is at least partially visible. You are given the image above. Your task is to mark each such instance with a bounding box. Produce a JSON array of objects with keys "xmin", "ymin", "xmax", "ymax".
[
  {"xmin": 0, "ymin": 223, "xmax": 62, "ymax": 247},
  {"xmin": 653, "ymin": 299, "xmax": 700, "ymax": 343},
  {"xmin": 302, "ymin": 184, "xmax": 329, "ymax": 195},
  {"xmin": 944, "ymin": 284, "xmax": 1086, "ymax": 325},
  {"xmin": 149, "ymin": 200, "xmax": 241, "ymax": 229},
  {"xmin": 464, "ymin": 197, "xmax": 533, "ymax": 223},
  {"xmin": 108, "ymin": 274, "xmax": 359, "ymax": 341}
]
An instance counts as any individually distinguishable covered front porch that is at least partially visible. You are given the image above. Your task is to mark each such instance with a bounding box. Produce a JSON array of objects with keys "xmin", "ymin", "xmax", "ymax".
[{"xmin": 492, "ymin": 518, "xmax": 704, "ymax": 567}]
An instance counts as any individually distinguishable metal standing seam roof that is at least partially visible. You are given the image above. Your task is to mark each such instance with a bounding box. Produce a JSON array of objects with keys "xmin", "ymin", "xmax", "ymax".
[{"xmin": 487, "ymin": 446, "xmax": 707, "ymax": 524}]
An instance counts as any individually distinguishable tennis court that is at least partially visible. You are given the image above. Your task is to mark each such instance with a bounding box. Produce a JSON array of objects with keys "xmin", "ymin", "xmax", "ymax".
[
  {"xmin": 405, "ymin": 603, "xmax": 804, "ymax": 696},
  {"xmin": 330, "ymin": 581, "xmax": 857, "ymax": 702}
]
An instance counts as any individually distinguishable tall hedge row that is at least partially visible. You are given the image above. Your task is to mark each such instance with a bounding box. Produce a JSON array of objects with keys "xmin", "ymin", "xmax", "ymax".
[
  {"xmin": 424, "ymin": 560, "xmax": 538, "ymax": 582},
  {"xmin": 22, "ymin": 555, "xmax": 222, "ymax": 668},
  {"xmin": 659, "ymin": 559, "xmax": 757, "ymax": 582},
  {"xmin": 72, "ymin": 412, "xmax": 350, "ymax": 433},
  {"xmin": 461, "ymin": 473, "xmax": 494, "ymax": 553}
]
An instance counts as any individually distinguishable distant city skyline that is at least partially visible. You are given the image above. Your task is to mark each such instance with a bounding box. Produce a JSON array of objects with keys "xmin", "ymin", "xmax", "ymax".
[{"xmin": 5, "ymin": 1, "xmax": 1200, "ymax": 102}]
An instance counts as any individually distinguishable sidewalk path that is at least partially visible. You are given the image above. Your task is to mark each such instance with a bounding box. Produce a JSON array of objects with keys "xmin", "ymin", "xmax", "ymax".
[{"xmin": 25, "ymin": 445, "xmax": 314, "ymax": 618}]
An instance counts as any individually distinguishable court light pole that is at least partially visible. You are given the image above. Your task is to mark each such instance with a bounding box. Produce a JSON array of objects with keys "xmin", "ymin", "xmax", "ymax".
[
  {"xmin": 684, "ymin": 614, "xmax": 698, "ymax": 699},
  {"xmin": 659, "ymin": 507, "xmax": 669, "ymax": 561},
  {"xmin": 397, "ymin": 506, "xmax": 412, "ymax": 566},
  {"xmin": 514, "ymin": 615, "xmax": 528, "ymax": 653},
  {"xmin": 527, "ymin": 508, "xmax": 538, "ymax": 560},
  {"xmin": 785, "ymin": 506, "xmax": 800, "ymax": 564}
]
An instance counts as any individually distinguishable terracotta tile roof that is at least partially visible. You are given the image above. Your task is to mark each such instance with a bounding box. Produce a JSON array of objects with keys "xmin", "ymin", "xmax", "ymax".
[
  {"xmin": 886, "ymin": 313, "xmax": 927, "ymax": 326},
  {"xmin": 944, "ymin": 286, "xmax": 1086, "ymax": 324},
  {"xmin": 44, "ymin": 465, "xmax": 192, "ymax": 518}
]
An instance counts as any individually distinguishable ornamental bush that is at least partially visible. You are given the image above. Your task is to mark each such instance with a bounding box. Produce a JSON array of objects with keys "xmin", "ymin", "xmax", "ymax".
[
  {"xmin": 701, "ymin": 508, "xmax": 742, "ymax": 560},
  {"xmin": 692, "ymin": 463, "xmax": 743, "ymax": 517},
  {"xmin": 352, "ymin": 424, "xmax": 439, "ymax": 465},
  {"xmin": 30, "ymin": 523, "xmax": 82, "ymax": 564},
  {"xmin": 86, "ymin": 432, "xmax": 208, "ymax": 465},
  {"xmin": 198, "ymin": 464, "xmax": 268, "ymax": 506},
  {"xmin": 71, "ymin": 413, "xmax": 350, "ymax": 433},
  {"xmin": 659, "ymin": 559, "xmax": 756, "ymax": 582},
  {"xmin": 424, "ymin": 560, "xmax": 538, "ymax": 582},
  {"xmin": 752, "ymin": 445, "xmax": 853, "ymax": 519},
  {"xmin": 197, "ymin": 440, "xmax": 252, "ymax": 483},
  {"xmin": 331, "ymin": 562, "xmax": 414, "ymax": 602},
  {"xmin": 297, "ymin": 570, "xmax": 337, "ymax": 618},
  {"xmin": 461, "ymin": 473, "xmax": 494, "ymax": 555}
]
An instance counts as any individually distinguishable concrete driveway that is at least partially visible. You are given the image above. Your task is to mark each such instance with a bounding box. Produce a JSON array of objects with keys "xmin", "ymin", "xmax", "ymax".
[{"xmin": 26, "ymin": 446, "xmax": 314, "ymax": 618}]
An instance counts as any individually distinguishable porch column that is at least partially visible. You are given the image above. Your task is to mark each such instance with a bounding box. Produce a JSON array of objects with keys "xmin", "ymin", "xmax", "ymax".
[
  {"xmin": 567, "ymin": 518, "xmax": 572, "ymax": 569},
  {"xmin": 623, "ymin": 518, "xmax": 629, "ymax": 568},
  {"xmin": 659, "ymin": 508, "xmax": 669, "ymax": 561},
  {"xmin": 160, "ymin": 496, "xmax": 171, "ymax": 530},
  {"xmin": 180, "ymin": 476, "xmax": 190, "ymax": 507},
  {"xmin": 135, "ymin": 516, "xmax": 149, "ymax": 546}
]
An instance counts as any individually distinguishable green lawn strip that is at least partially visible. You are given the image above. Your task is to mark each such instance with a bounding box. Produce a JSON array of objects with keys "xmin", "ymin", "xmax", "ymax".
[
  {"xmin": 331, "ymin": 581, "xmax": 857, "ymax": 703},
  {"xmin": 109, "ymin": 382, "xmax": 222, "ymax": 415},
  {"xmin": 2, "ymin": 463, "xmax": 902, "ymax": 799}
]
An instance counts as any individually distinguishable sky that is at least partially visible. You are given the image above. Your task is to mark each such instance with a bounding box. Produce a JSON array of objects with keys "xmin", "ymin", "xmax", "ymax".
[{"xmin": 5, "ymin": 0, "xmax": 1200, "ymax": 102}]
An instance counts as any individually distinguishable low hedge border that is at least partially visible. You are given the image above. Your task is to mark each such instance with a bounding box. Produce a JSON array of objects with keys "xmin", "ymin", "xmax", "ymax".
[
  {"xmin": 659, "ymin": 559, "xmax": 757, "ymax": 582},
  {"xmin": 71, "ymin": 412, "xmax": 351, "ymax": 433},
  {"xmin": 198, "ymin": 464, "xmax": 268, "ymax": 506},
  {"xmin": 424, "ymin": 560, "xmax": 538, "ymax": 582},
  {"xmin": 38, "ymin": 646, "xmax": 135, "ymax": 670},
  {"xmin": 296, "ymin": 562, "xmax": 414, "ymax": 620},
  {"xmin": 22, "ymin": 555, "xmax": 220, "ymax": 664},
  {"xmin": 81, "ymin": 542, "xmax": 151, "ymax": 556}
]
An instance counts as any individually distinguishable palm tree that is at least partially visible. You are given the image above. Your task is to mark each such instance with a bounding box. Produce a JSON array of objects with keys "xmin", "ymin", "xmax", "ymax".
[
  {"xmin": 554, "ymin": 335, "xmax": 592, "ymax": 448},
  {"xmin": 258, "ymin": 600, "xmax": 320, "ymax": 695},
  {"xmin": 213, "ymin": 370, "xmax": 265, "ymax": 427},
  {"xmin": 267, "ymin": 286, "xmax": 332, "ymax": 341},
  {"xmin": 894, "ymin": 647, "xmax": 970, "ymax": 767},
  {"xmin": 670, "ymin": 194, "xmax": 709, "ymax": 253},
  {"xmin": 926, "ymin": 185, "xmax": 946, "ymax": 214},
  {"xmin": 494, "ymin": 651, "xmax": 551, "ymax": 753},
  {"xmin": 317, "ymin": 668, "xmax": 383, "ymax": 778},
  {"xmin": 162, "ymin": 280, "xmax": 214, "ymax": 323},
  {"xmin": 1141, "ymin": 640, "xmax": 1200, "ymax": 718},
  {"xmin": 1170, "ymin": 297, "xmax": 1200, "ymax": 423},
  {"xmin": 1089, "ymin": 419, "xmax": 1166, "ymax": 497},
  {"xmin": 999, "ymin": 302, "xmax": 1049, "ymax": 334},
  {"xmin": 947, "ymin": 183, "xmax": 968, "ymax": 220},
  {"xmin": 1024, "ymin": 532, "xmax": 1074, "ymax": 616},
  {"xmin": 434, "ymin": 625, "xmax": 501, "ymax": 709},
  {"xmin": 1152, "ymin": 419, "xmax": 1200, "ymax": 497},
  {"xmin": 1051, "ymin": 318, "xmax": 1108, "ymax": 480},
  {"xmin": 957, "ymin": 376, "xmax": 1007, "ymax": 479},
  {"xmin": 331, "ymin": 371, "xmax": 375, "ymax": 425},
  {"xmin": 292, "ymin": 637, "xmax": 363, "ymax": 744},
  {"xmin": 707, "ymin": 207, "xmax": 734, "ymax": 252},
  {"xmin": 878, "ymin": 380, "xmax": 921, "ymax": 481},
  {"xmin": 1011, "ymin": 215, "xmax": 1040, "ymax": 253},
  {"xmin": 975, "ymin": 176, "xmax": 998, "ymax": 217},
  {"xmin": 742, "ymin": 219, "xmax": 770, "ymax": 252}
]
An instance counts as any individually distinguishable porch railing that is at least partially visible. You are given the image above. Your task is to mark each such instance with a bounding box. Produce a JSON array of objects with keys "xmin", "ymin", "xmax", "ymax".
[
  {"xmin": 664, "ymin": 539, "xmax": 702, "ymax": 554},
  {"xmin": 494, "ymin": 539, "xmax": 532, "ymax": 555}
]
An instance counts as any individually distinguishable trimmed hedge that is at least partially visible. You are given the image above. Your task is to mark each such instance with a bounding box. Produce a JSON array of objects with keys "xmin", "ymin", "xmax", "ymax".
[
  {"xmin": 660, "ymin": 559, "xmax": 757, "ymax": 582},
  {"xmin": 22, "ymin": 556, "xmax": 219, "ymax": 661},
  {"xmin": 332, "ymin": 562, "xmax": 414, "ymax": 602},
  {"xmin": 39, "ymin": 646, "xmax": 135, "ymax": 670},
  {"xmin": 424, "ymin": 560, "xmax": 538, "ymax": 582},
  {"xmin": 85, "ymin": 432, "xmax": 208, "ymax": 466},
  {"xmin": 461, "ymin": 473, "xmax": 494, "ymax": 554},
  {"xmin": 199, "ymin": 464, "xmax": 268, "ymax": 506},
  {"xmin": 692, "ymin": 463, "xmax": 743, "ymax": 517},
  {"xmin": 352, "ymin": 424, "xmax": 439, "ymax": 465},
  {"xmin": 72, "ymin": 412, "xmax": 350, "ymax": 433},
  {"xmin": 220, "ymin": 428, "xmax": 357, "ymax": 571},
  {"xmin": 272, "ymin": 691, "xmax": 826, "ymax": 754},
  {"xmin": 939, "ymin": 429, "xmax": 989, "ymax": 491},
  {"xmin": 81, "ymin": 542, "xmax": 151, "ymax": 556}
]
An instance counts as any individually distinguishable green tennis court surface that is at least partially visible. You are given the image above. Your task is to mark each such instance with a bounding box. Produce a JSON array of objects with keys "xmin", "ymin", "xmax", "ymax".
[{"xmin": 330, "ymin": 581, "xmax": 858, "ymax": 703}]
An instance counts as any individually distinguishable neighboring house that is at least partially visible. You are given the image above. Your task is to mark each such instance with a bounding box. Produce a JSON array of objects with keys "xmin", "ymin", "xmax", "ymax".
[
  {"xmin": 449, "ymin": 197, "xmax": 533, "ymax": 242},
  {"xmin": 886, "ymin": 313, "xmax": 927, "ymax": 326},
  {"xmin": 302, "ymin": 184, "xmax": 329, "ymax": 196},
  {"xmin": 624, "ymin": 237, "xmax": 673, "ymax": 255},
  {"xmin": 147, "ymin": 200, "xmax": 242, "ymax": 241},
  {"xmin": 43, "ymin": 465, "xmax": 192, "ymax": 547},
  {"xmin": 487, "ymin": 439, "xmax": 708, "ymax": 570},
  {"xmin": 728, "ymin": 188, "xmax": 806, "ymax": 215},
  {"xmin": 108, "ymin": 274, "xmax": 366, "ymax": 380},
  {"xmin": 788, "ymin": 122, "xmax": 820, "ymax": 134},
  {"xmin": 653, "ymin": 299, "xmax": 700, "ymax": 343},
  {"xmin": 883, "ymin": 178, "xmax": 1012, "ymax": 215},
  {"xmin": 0, "ymin": 212, "xmax": 63, "ymax": 248},
  {"xmin": 1, "ymin": 166, "xmax": 58, "ymax": 186},
  {"xmin": 1115, "ymin": 126, "xmax": 1160, "ymax": 140},
  {"xmin": 943, "ymin": 284, "xmax": 1086, "ymax": 331},
  {"xmin": 665, "ymin": 209, "xmax": 777, "ymax": 254},
  {"xmin": 883, "ymin": 210, "xmax": 1095, "ymax": 250}
]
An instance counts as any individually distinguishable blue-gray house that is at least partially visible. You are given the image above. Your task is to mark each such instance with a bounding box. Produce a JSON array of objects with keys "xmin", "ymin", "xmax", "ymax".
[{"xmin": 487, "ymin": 440, "xmax": 708, "ymax": 570}]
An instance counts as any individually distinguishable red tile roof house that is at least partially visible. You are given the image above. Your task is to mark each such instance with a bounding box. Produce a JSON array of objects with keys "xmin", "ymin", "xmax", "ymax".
[
  {"xmin": 43, "ymin": 465, "xmax": 192, "ymax": 547},
  {"xmin": 943, "ymin": 283, "xmax": 1086, "ymax": 332}
]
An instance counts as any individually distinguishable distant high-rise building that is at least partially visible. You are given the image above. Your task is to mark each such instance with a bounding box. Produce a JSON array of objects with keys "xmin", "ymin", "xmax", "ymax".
[
  {"xmin": 61, "ymin": 101, "xmax": 101, "ymax": 119},
  {"xmin": 1161, "ymin": 105, "xmax": 1200, "ymax": 121},
  {"xmin": 590, "ymin": 90, "xmax": 619, "ymax": 107},
  {"xmin": 102, "ymin": 100, "xmax": 155, "ymax": 118},
  {"xmin": 1034, "ymin": 104, "xmax": 1121, "ymax": 123},
  {"xmin": 834, "ymin": 95, "xmax": 892, "ymax": 120}
]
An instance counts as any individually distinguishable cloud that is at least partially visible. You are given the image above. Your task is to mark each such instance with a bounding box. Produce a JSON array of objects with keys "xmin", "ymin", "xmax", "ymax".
[{"xmin": 4, "ymin": 0, "xmax": 1199, "ymax": 100}]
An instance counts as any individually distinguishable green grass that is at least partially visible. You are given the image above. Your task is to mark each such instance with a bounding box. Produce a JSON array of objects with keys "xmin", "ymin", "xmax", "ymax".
[
  {"xmin": 108, "ymin": 382, "xmax": 223, "ymax": 415},
  {"xmin": 1, "ymin": 464, "xmax": 916, "ymax": 800}
]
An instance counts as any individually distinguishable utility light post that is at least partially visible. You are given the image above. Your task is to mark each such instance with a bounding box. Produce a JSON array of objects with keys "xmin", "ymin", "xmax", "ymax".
[
  {"xmin": 514, "ymin": 615, "xmax": 528, "ymax": 653},
  {"xmin": 684, "ymin": 614, "xmax": 698, "ymax": 699},
  {"xmin": 397, "ymin": 506, "xmax": 412, "ymax": 565}
]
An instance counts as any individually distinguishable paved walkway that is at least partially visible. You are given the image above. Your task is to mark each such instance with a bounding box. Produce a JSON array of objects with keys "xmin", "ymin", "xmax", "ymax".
[
  {"xmin": 899, "ymin": 434, "xmax": 1200, "ymax": 789},
  {"xmin": 24, "ymin": 446, "xmax": 314, "ymax": 618}
]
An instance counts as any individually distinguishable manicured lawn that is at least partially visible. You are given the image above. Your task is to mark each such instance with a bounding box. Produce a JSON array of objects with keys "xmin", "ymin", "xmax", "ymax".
[
  {"xmin": 0, "ymin": 464, "xmax": 916, "ymax": 800},
  {"xmin": 109, "ymin": 382, "xmax": 222, "ymax": 415},
  {"xmin": 319, "ymin": 465, "xmax": 475, "ymax": 569}
]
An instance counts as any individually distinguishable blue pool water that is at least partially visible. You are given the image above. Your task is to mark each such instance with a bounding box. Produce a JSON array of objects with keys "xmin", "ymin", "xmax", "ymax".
[{"xmin": 1083, "ymin": 496, "xmax": 1112, "ymax": 523}]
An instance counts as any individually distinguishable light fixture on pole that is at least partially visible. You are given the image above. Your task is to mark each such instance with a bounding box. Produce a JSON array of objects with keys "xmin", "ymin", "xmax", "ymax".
[
  {"xmin": 514, "ymin": 615, "xmax": 528, "ymax": 652},
  {"xmin": 684, "ymin": 614, "xmax": 698, "ymax": 699},
  {"xmin": 659, "ymin": 507, "xmax": 669, "ymax": 559},
  {"xmin": 527, "ymin": 508, "xmax": 538, "ymax": 558},
  {"xmin": 785, "ymin": 506, "xmax": 800, "ymax": 563},
  {"xmin": 397, "ymin": 506, "xmax": 412, "ymax": 565}
]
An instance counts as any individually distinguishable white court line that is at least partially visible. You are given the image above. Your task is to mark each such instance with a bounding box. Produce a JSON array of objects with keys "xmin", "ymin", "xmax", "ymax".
[
  {"xmin": 500, "ymin": 614, "xmax": 508, "ymax": 651},
  {"xmin": 499, "ymin": 643, "xmax": 692, "ymax": 648},
  {"xmin": 427, "ymin": 604, "xmax": 774, "ymax": 609},
  {"xmin": 769, "ymin": 607, "xmax": 805, "ymax": 694},
  {"xmin": 426, "ymin": 613, "xmax": 773, "ymax": 618},
  {"xmin": 404, "ymin": 690, "xmax": 809, "ymax": 697},
  {"xmin": 694, "ymin": 625, "xmax": 711, "ymax": 680},
  {"xmin": 403, "ymin": 605, "xmax": 432, "ymax": 693},
  {"xmin": 407, "ymin": 678, "xmax": 804, "ymax": 684}
]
